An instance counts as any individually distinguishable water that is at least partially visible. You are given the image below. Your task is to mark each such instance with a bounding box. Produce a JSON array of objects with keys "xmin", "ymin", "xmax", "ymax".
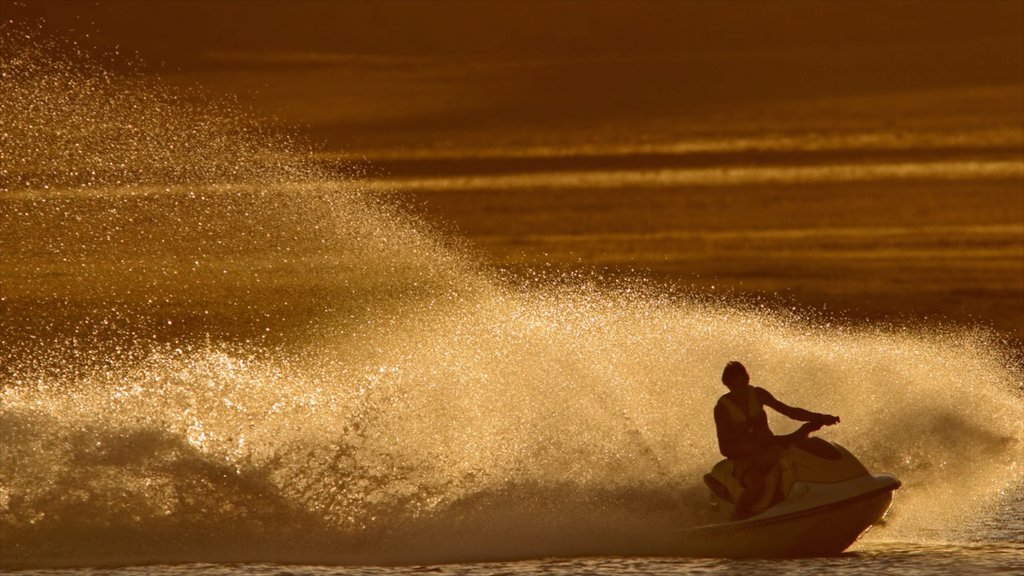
[{"xmin": 2, "ymin": 26, "xmax": 1022, "ymax": 575}]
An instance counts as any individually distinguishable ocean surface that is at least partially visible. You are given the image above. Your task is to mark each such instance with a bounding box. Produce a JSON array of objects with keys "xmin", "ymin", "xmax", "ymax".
[{"xmin": 2, "ymin": 24, "xmax": 1023, "ymax": 576}]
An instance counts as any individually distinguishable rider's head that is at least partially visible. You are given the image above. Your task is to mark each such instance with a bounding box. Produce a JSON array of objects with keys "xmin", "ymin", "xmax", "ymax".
[{"xmin": 721, "ymin": 361, "xmax": 750, "ymax": 390}]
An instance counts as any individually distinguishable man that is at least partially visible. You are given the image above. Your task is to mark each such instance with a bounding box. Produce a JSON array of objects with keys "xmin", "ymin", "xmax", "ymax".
[{"xmin": 715, "ymin": 360, "xmax": 840, "ymax": 519}]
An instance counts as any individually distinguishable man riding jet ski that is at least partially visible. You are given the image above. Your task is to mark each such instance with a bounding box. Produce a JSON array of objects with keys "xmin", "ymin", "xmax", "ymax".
[
  {"xmin": 714, "ymin": 361, "xmax": 841, "ymax": 519},
  {"xmin": 681, "ymin": 361, "xmax": 900, "ymax": 557}
]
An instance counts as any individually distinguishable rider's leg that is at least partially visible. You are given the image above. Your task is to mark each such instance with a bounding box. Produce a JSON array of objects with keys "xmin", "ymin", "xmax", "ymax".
[{"xmin": 733, "ymin": 467, "xmax": 765, "ymax": 519}]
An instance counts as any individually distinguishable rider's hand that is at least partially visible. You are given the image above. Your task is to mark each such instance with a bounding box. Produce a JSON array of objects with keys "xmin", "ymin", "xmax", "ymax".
[
  {"xmin": 798, "ymin": 421, "xmax": 824, "ymax": 436},
  {"xmin": 816, "ymin": 414, "xmax": 840, "ymax": 426}
]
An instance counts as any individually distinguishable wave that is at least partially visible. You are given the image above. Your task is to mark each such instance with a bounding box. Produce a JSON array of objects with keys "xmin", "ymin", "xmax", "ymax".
[{"xmin": 355, "ymin": 161, "xmax": 1023, "ymax": 193}]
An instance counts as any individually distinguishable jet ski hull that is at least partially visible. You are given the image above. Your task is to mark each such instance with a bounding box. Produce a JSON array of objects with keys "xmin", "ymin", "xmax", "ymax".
[{"xmin": 679, "ymin": 476, "xmax": 898, "ymax": 557}]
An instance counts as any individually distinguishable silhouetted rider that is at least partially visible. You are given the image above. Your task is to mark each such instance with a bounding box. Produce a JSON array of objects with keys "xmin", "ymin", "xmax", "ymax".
[{"xmin": 714, "ymin": 360, "xmax": 840, "ymax": 519}]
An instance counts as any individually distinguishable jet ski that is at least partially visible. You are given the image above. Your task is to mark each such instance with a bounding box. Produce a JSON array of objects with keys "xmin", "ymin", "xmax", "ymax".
[{"xmin": 679, "ymin": 436, "xmax": 900, "ymax": 558}]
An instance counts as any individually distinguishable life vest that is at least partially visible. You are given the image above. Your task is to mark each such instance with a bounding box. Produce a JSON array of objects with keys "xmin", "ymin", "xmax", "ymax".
[{"xmin": 718, "ymin": 388, "xmax": 773, "ymax": 446}]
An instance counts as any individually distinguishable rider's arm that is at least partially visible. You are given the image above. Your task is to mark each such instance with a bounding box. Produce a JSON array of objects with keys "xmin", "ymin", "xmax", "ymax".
[{"xmin": 756, "ymin": 387, "xmax": 840, "ymax": 425}]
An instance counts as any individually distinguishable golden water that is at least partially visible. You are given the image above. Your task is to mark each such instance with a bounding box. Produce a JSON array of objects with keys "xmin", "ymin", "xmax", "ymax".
[{"xmin": 1, "ymin": 28, "xmax": 1021, "ymax": 570}]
